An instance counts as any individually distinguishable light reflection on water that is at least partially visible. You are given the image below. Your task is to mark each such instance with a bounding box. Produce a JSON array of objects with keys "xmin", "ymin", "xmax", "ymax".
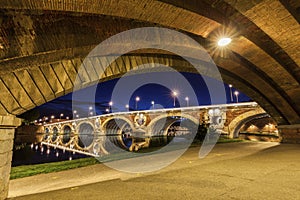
[
  {"xmin": 12, "ymin": 144, "xmax": 88, "ymax": 167},
  {"xmin": 12, "ymin": 134, "xmax": 191, "ymax": 167}
]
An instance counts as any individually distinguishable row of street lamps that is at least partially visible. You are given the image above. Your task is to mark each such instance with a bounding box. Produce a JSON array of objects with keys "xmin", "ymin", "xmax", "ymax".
[{"xmin": 40, "ymin": 85, "xmax": 240, "ymax": 121}]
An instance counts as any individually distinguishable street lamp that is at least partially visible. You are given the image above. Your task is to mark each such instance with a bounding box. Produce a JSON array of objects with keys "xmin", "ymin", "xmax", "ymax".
[
  {"xmin": 125, "ymin": 104, "xmax": 129, "ymax": 111},
  {"xmin": 109, "ymin": 101, "xmax": 113, "ymax": 113},
  {"xmin": 89, "ymin": 106, "xmax": 93, "ymax": 116},
  {"xmin": 151, "ymin": 101, "xmax": 155, "ymax": 109},
  {"xmin": 218, "ymin": 37, "xmax": 232, "ymax": 47},
  {"xmin": 105, "ymin": 108, "xmax": 109, "ymax": 113},
  {"xmin": 172, "ymin": 91, "xmax": 178, "ymax": 107},
  {"xmin": 185, "ymin": 97, "xmax": 189, "ymax": 107},
  {"xmin": 229, "ymin": 84, "xmax": 233, "ymax": 102},
  {"xmin": 60, "ymin": 113, "xmax": 64, "ymax": 119},
  {"xmin": 135, "ymin": 96, "xmax": 140, "ymax": 110},
  {"xmin": 234, "ymin": 91, "xmax": 239, "ymax": 103},
  {"xmin": 50, "ymin": 115, "xmax": 55, "ymax": 122}
]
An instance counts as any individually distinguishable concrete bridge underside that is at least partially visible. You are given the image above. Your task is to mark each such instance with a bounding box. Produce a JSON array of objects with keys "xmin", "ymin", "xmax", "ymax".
[{"xmin": 0, "ymin": 1, "xmax": 300, "ymax": 199}]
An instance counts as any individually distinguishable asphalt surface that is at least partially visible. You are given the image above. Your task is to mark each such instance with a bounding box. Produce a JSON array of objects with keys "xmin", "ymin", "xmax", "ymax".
[{"xmin": 8, "ymin": 142, "xmax": 300, "ymax": 200}]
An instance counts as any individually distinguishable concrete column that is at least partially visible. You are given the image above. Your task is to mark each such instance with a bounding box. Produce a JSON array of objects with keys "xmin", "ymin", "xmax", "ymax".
[
  {"xmin": 278, "ymin": 124, "xmax": 300, "ymax": 143},
  {"xmin": 0, "ymin": 115, "xmax": 21, "ymax": 200}
]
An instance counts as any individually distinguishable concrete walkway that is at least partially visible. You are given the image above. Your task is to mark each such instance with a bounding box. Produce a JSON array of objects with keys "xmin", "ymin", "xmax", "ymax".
[{"xmin": 8, "ymin": 142, "xmax": 300, "ymax": 199}]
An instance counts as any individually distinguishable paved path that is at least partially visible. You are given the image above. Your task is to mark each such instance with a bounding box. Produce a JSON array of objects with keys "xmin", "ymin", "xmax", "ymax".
[{"xmin": 8, "ymin": 142, "xmax": 300, "ymax": 199}]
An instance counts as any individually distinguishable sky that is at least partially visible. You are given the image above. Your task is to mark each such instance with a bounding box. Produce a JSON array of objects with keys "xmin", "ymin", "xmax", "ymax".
[{"xmin": 25, "ymin": 72, "xmax": 251, "ymax": 120}]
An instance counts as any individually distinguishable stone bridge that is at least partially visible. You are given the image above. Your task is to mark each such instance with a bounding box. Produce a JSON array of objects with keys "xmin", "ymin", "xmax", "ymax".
[{"xmin": 42, "ymin": 102, "xmax": 265, "ymax": 156}]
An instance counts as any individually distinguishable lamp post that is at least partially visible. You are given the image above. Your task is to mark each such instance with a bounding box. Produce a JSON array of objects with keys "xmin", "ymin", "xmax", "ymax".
[
  {"xmin": 151, "ymin": 101, "xmax": 155, "ymax": 109},
  {"xmin": 50, "ymin": 115, "xmax": 55, "ymax": 122},
  {"xmin": 89, "ymin": 106, "xmax": 93, "ymax": 116},
  {"xmin": 60, "ymin": 113, "xmax": 64, "ymax": 120},
  {"xmin": 73, "ymin": 110, "xmax": 77, "ymax": 119},
  {"xmin": 105, "ymin": 108, "xmax": 109, "ymax": 113},
  {"xmin": 229, "ymin": 84, "xmax": 233, "ymax": 102},
  {"xmin": 185, "ymin": 97, "xmax": 189, "ymax": 107},
  {"xmin": 135, "ymin": 96, "xmax": 140, "ymax": 110},
  {"xmin": 125, "ymin": 104, "xmax": 129, "ymax": 111},
  {"xmin": 109, "ymin": 101, "xmax": 113, "ymax": 113},
  {"xmin": 172, "ymin": 91, "xmax": 178, "ymax": 107},
  {"xmin": 234, "ymin": 91, "xmax": 239, "ymax": 103}
]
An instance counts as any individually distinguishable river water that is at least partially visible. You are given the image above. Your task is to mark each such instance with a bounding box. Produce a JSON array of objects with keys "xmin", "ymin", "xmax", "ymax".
[{"xmin": 12, "ymin": 144, "xmax": 88, "ymax": 167}]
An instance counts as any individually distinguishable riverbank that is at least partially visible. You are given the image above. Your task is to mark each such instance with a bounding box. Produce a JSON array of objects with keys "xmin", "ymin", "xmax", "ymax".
[
  {"xmin": 10, "ymin": 141, "xmax": 300, "ymax": 199},
  {"xmin": 11, "ymin": 138, "xmax": 244, "ymax": 180}
]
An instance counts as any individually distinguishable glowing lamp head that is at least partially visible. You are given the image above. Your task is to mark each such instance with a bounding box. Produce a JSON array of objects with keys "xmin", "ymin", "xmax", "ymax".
[
  {"xmin": 135, "ymin": 96, "xmax": 140, "ymax": 101},
  {"xmin": 218, "ymin": 37, "xmax": 232, "ymax": 46},
  {"xmin": 172, "ymin": 91, "xmax": 178, "ymax": 97}
]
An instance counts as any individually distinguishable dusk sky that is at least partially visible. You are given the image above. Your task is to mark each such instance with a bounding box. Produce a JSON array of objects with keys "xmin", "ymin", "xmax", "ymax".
[{"xmin": 28, "ymin": 72, "xmax": 251, "ymax": 119}]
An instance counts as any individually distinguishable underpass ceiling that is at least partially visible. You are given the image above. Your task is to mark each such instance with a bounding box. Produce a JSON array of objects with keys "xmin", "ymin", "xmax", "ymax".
[{"xmin": 0, "ymin": 0, "xmax": 299, "ymax": 125}]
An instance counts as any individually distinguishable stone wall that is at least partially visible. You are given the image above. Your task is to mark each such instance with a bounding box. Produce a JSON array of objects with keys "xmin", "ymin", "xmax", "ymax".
[
  {"xmin": 279, "ymin": 125, "xmax": 300, "ymax": 143},
  {"xmin": 15, "ymin": 125, "xmax": 44, "ymax": 144},
  {"xmin": 0, "ymin": 115, "xmax": 21, "ymax": 200}
]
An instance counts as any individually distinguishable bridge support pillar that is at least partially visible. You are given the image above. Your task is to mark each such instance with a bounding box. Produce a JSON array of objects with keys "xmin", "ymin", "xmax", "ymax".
[
  {"xmin": 278, "ymin": 124, "xmax": 300, "ymax": 143},
  {"xmin": 0, "ymin": 115, "xmax": 21, "ymax": 200}
]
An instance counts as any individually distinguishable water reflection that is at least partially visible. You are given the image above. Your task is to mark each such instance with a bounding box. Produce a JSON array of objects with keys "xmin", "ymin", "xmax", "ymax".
[{"xmin": 12, "ymin": 143, "xmax": 88, "ymax": 167}]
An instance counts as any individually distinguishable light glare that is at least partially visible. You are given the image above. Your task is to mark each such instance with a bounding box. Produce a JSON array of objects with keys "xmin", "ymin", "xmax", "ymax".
[{"xmin": 218, "ymin": 37, "xmax": 232, "ymax": 46}]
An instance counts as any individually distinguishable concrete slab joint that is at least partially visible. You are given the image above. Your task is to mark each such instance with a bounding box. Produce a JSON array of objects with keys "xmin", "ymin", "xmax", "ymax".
[{"xmin": 0, "ymin": 115, "xmax": 21, "ymax": 200}]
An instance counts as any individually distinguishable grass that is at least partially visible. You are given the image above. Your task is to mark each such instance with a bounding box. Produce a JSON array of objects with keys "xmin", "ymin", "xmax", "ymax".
[
  {"xmin": 10, "ymin": 138, "xmax": 244, "ymax": 180},
  {"xmin": 217, "ymin": 138, "xmax": 244, "ymax": 143},
  {"xmin": 10, "ymin": 157, "xmax": 99, "ymax": 180}
]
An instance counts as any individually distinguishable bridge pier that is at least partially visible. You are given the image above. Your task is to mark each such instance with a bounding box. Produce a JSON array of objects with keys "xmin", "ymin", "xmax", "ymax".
[
  {"xmin": 278, "ymin": 124, "xmax": 300, "ymax": 143},
  {"xmin": 0, "ymin": 115, "xmax": 21, "ymax": 200}
]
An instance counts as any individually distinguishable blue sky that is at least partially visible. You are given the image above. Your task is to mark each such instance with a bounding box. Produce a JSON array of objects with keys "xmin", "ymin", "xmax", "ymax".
[{"xmin": 32, "ymin": 72, "xmax": 251, "ymax": 119}]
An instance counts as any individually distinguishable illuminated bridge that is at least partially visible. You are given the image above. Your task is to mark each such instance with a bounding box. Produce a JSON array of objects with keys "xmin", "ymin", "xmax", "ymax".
[{"xmin": 41, "ymin": 102, "xmax": 266, "ymax": 157}]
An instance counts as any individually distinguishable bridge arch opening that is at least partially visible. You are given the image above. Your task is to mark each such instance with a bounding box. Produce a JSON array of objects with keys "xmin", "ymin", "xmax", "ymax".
[
  {"xmin": 77, "ymin": 122, "xmax": 94, "ymax": 149},
  {"xmin": 103, "ymin": 118, "xmax": 134, "ymax": 151},
  {"xmin": 62, "ymin": 125, "xmax": 72, "ymax": 144},
  {"xmin": 149, "ymin": 115, "xmax": 198, "ymax": 147},
  {"xmin": 51, "ymin": 127, "xmax": 59, "ymax": 142},
  {"xmin": 44, "ymin": 127, "xmax": 50, "ymax": 140},
  {"xmin": 229, "ymin": 113, "xmax": 272, "ymax": 138}
]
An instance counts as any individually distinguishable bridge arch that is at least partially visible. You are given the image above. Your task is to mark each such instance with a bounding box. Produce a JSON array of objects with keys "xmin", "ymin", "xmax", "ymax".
[
  {"xmin": 51, "ymin": 126, "xmax": 60, "ymax": 143},
  {"xmin": 101, "ymin": 116, "xmax": 134, "ymax": 131},
  {"xmin": 75, "ymin": 121, "xmax": 95, "ymax": 150},
  {"xmin": 147, "ymin": 113, "xmax": 199, "ymax": 136},
  {"xmin": 102, "ymin": 117, "xmax": 135, "ymax": 150},
  {"xmin": 61, "ymin": 125, "xmax": 72, "ymax": 145},
  {"xmin": 228, "ymin": 108, "xmax": 269, "ymax": 138}
]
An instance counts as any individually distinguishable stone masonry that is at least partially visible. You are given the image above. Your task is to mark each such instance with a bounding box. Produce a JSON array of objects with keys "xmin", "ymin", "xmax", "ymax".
[{"xmin": 0, "ymin": 115, "xmax": 21, "ymax": 200}]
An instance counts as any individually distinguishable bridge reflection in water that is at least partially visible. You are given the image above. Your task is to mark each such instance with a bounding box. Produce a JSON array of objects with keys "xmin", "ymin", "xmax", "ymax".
[{"xmin": 41, "ymin": 102, "xmax": 263, "ymax": 157}]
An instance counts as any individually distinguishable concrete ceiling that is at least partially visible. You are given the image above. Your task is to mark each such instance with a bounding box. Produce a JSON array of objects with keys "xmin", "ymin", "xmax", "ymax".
[{"xmin": 0, "ymin": 0, "xmax": 299, "ymax": 125}]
